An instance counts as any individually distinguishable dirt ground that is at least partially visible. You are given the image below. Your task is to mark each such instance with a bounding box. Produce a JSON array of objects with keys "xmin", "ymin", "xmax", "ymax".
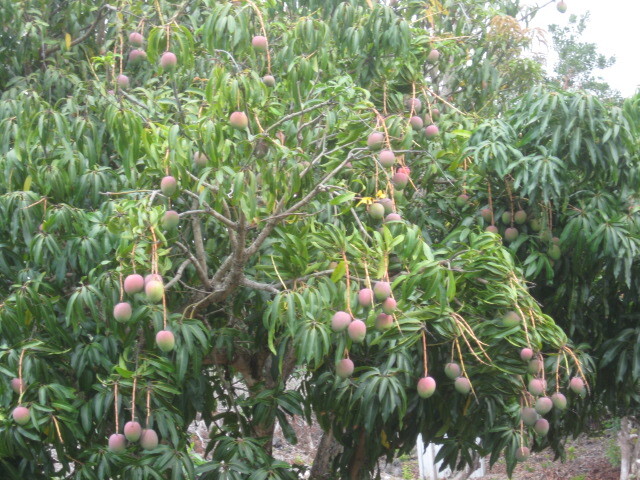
[
  {"xmin": 190, "ymin": 411, "xmax": 622, "ymax": 479},
  {"xmin": 479, "ymin": 432, "xmax": 619, "ymax": 480},
  {"xmin": 270, "ymin": 415, "xmax": 620, "ymax": 480}
]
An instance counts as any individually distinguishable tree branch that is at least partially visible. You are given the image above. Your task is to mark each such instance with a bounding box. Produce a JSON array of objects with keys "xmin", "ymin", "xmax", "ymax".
[
  {"xmin": 175, "ymin": 241, "xmax": 210, "ymax": 287},
  {"xmin": 183, "ymin": 190, "xmax": 237, "ymax": 230},
  {"xmin": 241, "ymin": 278, "xmax": 279, "ymax": 294},
  {"xmin": 44, "ymin": 5, "xmax": 109, "ymax": 57},
  {"xmin": 190, "ymin": 198, "xmax": 209, "ymax": 276},
  {"xmin": 245, "ymin": 148, "xmax": 365, "ymax": 258},
  {"xmin": 265, "ymin": 99, "xmax": 335, "ymax": 134},
  {"xmin": 179, "ymin": 209, "xmax": 207, "ymax": 217},
  {"xmin": 185, "ymin": 171, "xmax": 220, "ymax": 194},
  {"xmin": 165, "ymin": 259, "xmax": 191, "ymax": 290}
]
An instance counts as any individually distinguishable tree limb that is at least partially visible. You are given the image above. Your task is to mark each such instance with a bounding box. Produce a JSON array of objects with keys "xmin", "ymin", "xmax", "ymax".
[
  {"xmin": 183, "ymin": 190, "xmax": 237, "ymax": 230},
  {"xmin": 241, "ymin": 278, "xmax": 280, "ymax": 294},
  {"xmin": 245, "ymin": 148, "xmax": 364, "ymax": 258},
  {"xmin": 44, "ymin": 5, "xmax": 109, "ymax": 57},
  {"xmin": 165, "ymin": 259, "xmax": 191, "ymax": 290},
  {"xmin": 190, "ymin": 198, "xmax": 209, "ymax": 279},
  {"xmin": 265, "ymin": 99, "xmax": 335, "ymax": 134},
  {"xmin": 175, "ymin": 241, "xmax": 210, "ymax": 287}
]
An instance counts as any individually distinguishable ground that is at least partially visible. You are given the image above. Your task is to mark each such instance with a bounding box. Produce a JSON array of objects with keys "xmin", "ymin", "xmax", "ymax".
[
  {"xmin": 479, "ymin": 432, "xmax": 619, "ymax": 480},
  {"xmin": 270, "ymin": 416, "xmax": 620, "ymax": 480},
  {"xmin": 191, "ymin": 412, "xmax": 620, "ymax": 479}
]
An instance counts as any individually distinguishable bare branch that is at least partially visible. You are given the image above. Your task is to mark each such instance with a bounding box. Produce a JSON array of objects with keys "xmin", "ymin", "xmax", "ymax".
[
  {"xmin": 175, "ymin": 241, "xmax": 210, "ymax": 287},
  {"xmin": 183, "ymin": 190, "xmax": 237, "ymax": 230},
  {"xmin": 179, "ymin": 209, "xmax": 207, "ymax": 217},
  {"xmin": 185, "ymin": 171, "xmax": 220, "ymax": 194},
  {"xmin": 244, "ymin": 147, "xmax": 364, "ymax": 258},
  {"xmin": 281, "ymin": 148, "xmax": 365, "ymax": 217},
  {"xmin": 213, "ymin": 49, "xmax": 241, "ymax": 72},
  {"xmin": 211, "ymin": 253, "xmax": 234, "ymax": 286},
  {"xmin": 190, "ymin": 199, "xmax": 209, "ymax": 282},
  {"xmin": 165, "ymin": 259, "xmax": 191, "ymax": 290},
  {"xmin": 265, "ymin": 99, "xmax": 335, "ymax": 134},
  {"xmin": 167, "ymin": 0, "xmax": 190, "ymax": 22},
  {"xmin": 241, "ymin": 278, "xmax": 279, "ymax": 294},
  {"xmin": 194, "ymin": 213, "xmax": 249, "ymax": 311},
  {"xmin": 350, "ymin": 206, "xmax": 373, "ymax": 241}
]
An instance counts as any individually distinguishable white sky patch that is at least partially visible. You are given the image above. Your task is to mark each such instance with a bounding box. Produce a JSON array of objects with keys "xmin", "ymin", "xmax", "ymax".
[{"xmin": 521, "ymin": 0, "xmax": 640, "ymax": 97}]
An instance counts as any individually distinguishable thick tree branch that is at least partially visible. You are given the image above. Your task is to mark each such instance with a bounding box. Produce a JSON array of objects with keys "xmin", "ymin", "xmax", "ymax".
[
  {"xmin": 183, "ymin": 145, "xmax": 363, "ymax": 313},
  {"xmin": 193, "ymin": 213, "xmax": 248, "ymax": 311},
  {"xmin": 211, "ymin": 253, "xmax": 234, "ymax": 286},
  {"xmin": 190, "ymin": 199, "xmax": 209, "ymax": 279}
]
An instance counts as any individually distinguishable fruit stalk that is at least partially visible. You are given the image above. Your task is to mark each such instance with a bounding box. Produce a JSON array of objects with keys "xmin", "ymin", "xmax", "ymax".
[
  {"xmin": 146, "ymin": 387, "xmax": 152, "ymax": 426},
  {"xmin": 341, "ymin": 251, "xmax": 353, "ymax": 317},
  {"xmin": 131, "ymin": 376, "xmax": 137, "ymax": 422},
  {"xmin": 504, "ymin": 178, "xmax": 515, "ymax": 227},
  {"xmin": 246, "ymin": 0, "xmax": 271, "ymax": 73},
  {"xmin": 454, "ymin": 338, "xmax": 475, "ymax": 397},
  {"xmin": 421, "ymin": 330, "xmax": 428, "ymax": 377},
  {"xmin": 18, "ymin": 349, "xmax": 25, "ymax": 402},
  {"xmin": 114, "ymin": 383, "xmax": 119, "ymax": 432},
  {"xmin": 162, "ymin": 284, "xmax": 168, "ymax": 330},
  {"xmin": 52, "ymin": 415, "xmax": 64, "ymax": 444},
  {"xmin": 487, "ymin": 179, "xmax": 495, "ymax": 226},
  {"xmin": 150, "ymin": 226, "xmax": 159, "ymax": 276}
]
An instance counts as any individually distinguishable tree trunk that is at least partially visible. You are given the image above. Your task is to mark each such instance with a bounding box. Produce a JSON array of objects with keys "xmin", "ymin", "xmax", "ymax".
[
  {"xmin": 348, "ymin": 429, "xmax": 367, "ymax": 480},
  {"xmin": 450, "ymin": 453, "xmax": 481, "ymax": 480},
  {"xmin": 254, "ymin": 422, "xmax": 276, "ymax": 456},
  {"xmin": 619, "ymin": 415, "xmax": 640, "ymax": 480},
  {"xmin": 309, "ymin": 428, "xmax": 343, "ymax": 480}
]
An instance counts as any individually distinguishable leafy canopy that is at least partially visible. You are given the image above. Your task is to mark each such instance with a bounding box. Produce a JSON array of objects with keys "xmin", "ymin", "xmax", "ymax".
[{"xmin": 2, "ymin": 1, "xmax": 628, "ymax": 479}]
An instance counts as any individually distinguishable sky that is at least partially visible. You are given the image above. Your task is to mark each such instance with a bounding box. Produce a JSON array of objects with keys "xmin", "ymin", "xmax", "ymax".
[{"xmin": 521, "ymin": 0, "xmax": 640, "ymax": 97}]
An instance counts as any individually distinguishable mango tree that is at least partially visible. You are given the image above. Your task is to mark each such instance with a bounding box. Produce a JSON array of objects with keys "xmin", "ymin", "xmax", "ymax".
[{"xmin": 0, "ymin": 1, "xmax": 589, "ymax": 479}]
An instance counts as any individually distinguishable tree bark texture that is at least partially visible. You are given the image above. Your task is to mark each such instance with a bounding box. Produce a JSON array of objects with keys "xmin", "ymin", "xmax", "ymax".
[
  {"xmin": 619, "ymin": 415, "xmax": 640, "ymax": 480},
  {"xmin": 348, "ymin": 429, "xmax": 367, "ymax": 480},
  {"xmin": 309, "ymin": 428, "xmax": 343, "ymax": 480}
]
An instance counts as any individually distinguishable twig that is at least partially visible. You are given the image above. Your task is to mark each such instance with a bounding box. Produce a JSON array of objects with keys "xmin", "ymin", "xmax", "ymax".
[
  {"xmin": 213, "ymin": 49, "xmax": 241, "ymax": 72},
  {"xmin": 265, "ymin": 100, "xmax": 335, "ymax": 134}
]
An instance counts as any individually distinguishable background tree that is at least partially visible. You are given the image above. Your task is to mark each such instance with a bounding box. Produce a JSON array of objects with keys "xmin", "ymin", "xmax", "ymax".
[
  {"xmin": 0, "ymin": 1, "xmax": 613, "ymax": 479},
  {"xmin": 547, "ymin": 12, "xmax": 620, "ymax": 102},
  {"xmin": 454, "ymin": 86, "xmax": 640, "ymax": 480}
]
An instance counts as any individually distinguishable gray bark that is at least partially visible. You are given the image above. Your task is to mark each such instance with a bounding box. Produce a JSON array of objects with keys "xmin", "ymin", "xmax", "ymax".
[
  {"xmin": 619, "ymin": 415, "xmax": 640, "ymax": 480},
  {"xmin": 309, "ymin": 428, "xmax": 343, "ymax": 480}
]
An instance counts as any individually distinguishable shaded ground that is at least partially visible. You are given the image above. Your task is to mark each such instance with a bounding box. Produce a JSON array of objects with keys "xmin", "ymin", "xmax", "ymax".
[
  {"xmin": 479, "ymin": 432, "xmax": 619, "ymax": 480},
  {"xmin": 194, "ymin": 413, "xmax": 620, "ymax": 480},
  {"xmin": 272, "ymin": 419, "xmax": 620, "ymax": 480}
]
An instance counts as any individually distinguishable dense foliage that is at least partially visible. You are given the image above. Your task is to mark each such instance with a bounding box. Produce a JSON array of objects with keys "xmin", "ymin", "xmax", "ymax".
[{"xmin": 2, "ymin": 0, "xmax": 637, "ymax": 479}]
